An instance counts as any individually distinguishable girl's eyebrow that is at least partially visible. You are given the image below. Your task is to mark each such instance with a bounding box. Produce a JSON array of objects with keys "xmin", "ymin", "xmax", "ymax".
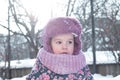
[
  {"xmin": 66, "ymin": 38, "xmax": 74, "ymax": 41},
  {"xmin": 53, "ymin": 39, "xmax": 61, "ymax": 41},
  {"xmin": 53, "ymin": 38, "xmax": 74, "ymax": 41}
]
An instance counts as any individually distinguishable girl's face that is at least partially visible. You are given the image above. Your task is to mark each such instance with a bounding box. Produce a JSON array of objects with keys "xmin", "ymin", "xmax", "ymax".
[{"xmin": 51, "ymin": 33, "xmax": 74, "ymax": 55}]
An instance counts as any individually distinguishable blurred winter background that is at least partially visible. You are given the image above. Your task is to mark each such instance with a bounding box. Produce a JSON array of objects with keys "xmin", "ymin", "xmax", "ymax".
[{"xmin": 0, "ymin": 0, "xmax": 120, "ymax": 80}]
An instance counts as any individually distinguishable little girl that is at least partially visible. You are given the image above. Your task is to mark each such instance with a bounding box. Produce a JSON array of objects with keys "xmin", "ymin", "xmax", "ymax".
[{"xmin": 26, "ymin": 17, "xmax": 94, "ymax": 80}]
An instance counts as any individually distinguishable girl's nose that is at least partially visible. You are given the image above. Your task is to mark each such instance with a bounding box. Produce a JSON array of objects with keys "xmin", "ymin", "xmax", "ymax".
[{"xmin": 62, "ymin": 43, "xmax": 67, "ymax": 50}]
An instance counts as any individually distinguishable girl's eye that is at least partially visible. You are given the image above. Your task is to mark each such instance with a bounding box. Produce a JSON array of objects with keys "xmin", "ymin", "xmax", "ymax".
[
  {"xmin": 56, "ymin": 41, "xmax": 62, "ymax": 44},
  {"xmin": 68, "ymin": 41, "xmax": 73, "ymax": 44}
]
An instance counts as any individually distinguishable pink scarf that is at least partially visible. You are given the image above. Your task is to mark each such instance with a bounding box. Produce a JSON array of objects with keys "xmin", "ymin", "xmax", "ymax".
[{"xmin": 37, "ymin": 48, "xmax": 86, "ymax": 74}]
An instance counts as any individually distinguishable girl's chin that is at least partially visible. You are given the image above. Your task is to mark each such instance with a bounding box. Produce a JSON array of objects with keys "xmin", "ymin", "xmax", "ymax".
[{"xmin": 61, "ymin": 52, "xmax": 68, "ymax": 54}]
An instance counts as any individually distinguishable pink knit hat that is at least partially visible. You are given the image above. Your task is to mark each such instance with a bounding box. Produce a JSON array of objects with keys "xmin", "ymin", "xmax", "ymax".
[{"xmin": 42, "ymin": 17, "xmax": 82, "ymax": 55}]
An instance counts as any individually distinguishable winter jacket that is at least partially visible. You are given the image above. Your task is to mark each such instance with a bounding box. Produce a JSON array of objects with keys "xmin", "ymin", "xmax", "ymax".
[{"xmin": 26, "ymin": 49, "xmax": 94, "ymax": 80}]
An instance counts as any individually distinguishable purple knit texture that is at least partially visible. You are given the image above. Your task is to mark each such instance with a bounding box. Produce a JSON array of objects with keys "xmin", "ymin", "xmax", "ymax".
[
  {"xmin": 38, "ymin": 48, "xmax": 86, "ymax": 74},
  {"xmin": 42, "ymin": 17, "xmax": 82, "ymax": 55}
]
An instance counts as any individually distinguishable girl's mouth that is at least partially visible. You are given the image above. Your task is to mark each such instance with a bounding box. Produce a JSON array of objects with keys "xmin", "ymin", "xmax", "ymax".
[{"xmin": 61, "ymin": 52, "xmax": 68, "ymax": 54}]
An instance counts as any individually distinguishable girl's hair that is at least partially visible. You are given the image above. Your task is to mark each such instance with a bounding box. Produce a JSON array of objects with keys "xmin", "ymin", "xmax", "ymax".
[{"xmin": 42, "ymin": 17, "xmax": 82, "ymax": 55}]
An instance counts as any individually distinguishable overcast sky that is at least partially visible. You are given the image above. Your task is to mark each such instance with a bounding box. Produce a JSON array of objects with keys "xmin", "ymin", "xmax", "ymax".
[{"xmin": 0, "ymin": 0, "xmax": 67, "ymax": 35}]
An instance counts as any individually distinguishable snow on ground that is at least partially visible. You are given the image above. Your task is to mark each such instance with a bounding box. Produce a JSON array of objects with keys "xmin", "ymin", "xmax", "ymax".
[
  {"xmin": 84, "ymin": 51, "xmax": 119, "ymax": 64},
  {"xmin": 0, "ymin": 74, "xmax": 120, "ymax": 80},
  {"xmin": 93, "ymin": 74, "xmax": 120, "ymax": 80},
  {"xmin": 0, "ymin": 59, "xmax": 35, "ymax": 69}
]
